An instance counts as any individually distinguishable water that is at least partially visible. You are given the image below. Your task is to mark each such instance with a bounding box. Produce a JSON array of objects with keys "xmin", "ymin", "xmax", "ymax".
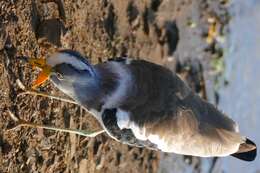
[{"xmin": 218, "ymin": 0, "xmax": 260, "ymax": 172}]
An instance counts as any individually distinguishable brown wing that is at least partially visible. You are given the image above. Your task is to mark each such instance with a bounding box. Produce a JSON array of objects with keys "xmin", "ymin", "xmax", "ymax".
[
  {"xmin": 141, "ymin": 106, "xmax": 243, "ymax": 157},
  {"xmin": 117, "ymin": 60, "xmax": 243, "ymax": 156}
]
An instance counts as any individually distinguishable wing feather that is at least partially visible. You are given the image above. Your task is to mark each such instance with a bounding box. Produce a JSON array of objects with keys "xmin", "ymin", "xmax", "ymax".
[{"xmin": 101, "ymin": 60, "xmax": 243, "ymax": 157}]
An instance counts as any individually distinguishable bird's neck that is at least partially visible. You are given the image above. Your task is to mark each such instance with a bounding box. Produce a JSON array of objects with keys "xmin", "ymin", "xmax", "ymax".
[{"xmin": 74, "ymin": 63, "xmax": 121, "ymax": 111}]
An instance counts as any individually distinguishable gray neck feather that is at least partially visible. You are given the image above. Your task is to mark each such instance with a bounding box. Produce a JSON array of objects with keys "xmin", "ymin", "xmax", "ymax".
[{"xmin": 74, "ymin": 63, "xmax": 120, "ymax": 111}]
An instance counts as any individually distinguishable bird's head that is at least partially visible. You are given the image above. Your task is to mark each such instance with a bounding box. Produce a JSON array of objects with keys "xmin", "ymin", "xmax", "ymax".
[{"xmin": 27, "ymin": 50, "xmax": 98, "ymax": 98}]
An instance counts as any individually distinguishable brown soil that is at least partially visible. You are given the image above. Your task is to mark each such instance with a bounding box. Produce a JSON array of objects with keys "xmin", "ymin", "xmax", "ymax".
[{"xmin": 0, "ymin": 0, "xmax": 228, "ymax": 173}]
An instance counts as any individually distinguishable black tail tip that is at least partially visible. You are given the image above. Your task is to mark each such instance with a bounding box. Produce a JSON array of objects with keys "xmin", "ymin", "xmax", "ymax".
[{"xmin": 231, "ymin": 138, "xmax": 257, "ymax": 162}]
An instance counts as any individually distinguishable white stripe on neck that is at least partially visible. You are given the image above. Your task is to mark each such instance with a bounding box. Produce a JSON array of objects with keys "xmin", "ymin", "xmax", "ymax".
[{"xmin": 103, "ymin": 62, "xmax": 132, "ymax": 109}]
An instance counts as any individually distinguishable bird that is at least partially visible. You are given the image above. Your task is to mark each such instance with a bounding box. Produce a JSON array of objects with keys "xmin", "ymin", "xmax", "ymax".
[{"xmin": 24, "ymin": 49, "xmax": 256, "ymax": 161}]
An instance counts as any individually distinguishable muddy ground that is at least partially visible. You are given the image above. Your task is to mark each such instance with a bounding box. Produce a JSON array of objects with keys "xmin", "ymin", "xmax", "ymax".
[{"xmin": 0, "ymin": 0, "xmax": 229, "ymax": 173}]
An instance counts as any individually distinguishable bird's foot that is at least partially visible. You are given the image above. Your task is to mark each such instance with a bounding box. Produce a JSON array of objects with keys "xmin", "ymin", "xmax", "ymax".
[{"xmin": 6, "ymin": 110, "xmax": 105, "ymax": 137}]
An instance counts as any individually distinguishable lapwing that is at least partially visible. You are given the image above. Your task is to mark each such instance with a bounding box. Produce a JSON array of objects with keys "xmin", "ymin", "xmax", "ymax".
[{"xmin": 22, "ymin": 50, "xmax": 257, "ymax": 161}]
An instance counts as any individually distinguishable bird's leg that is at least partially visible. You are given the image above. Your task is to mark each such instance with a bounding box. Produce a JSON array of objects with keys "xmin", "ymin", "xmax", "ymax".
[
  {"xmin": 16, "ymin": 79, "xmax": 95, "ymax": 116},
  {"xmin": 16, "ymin": 79, "xmax": 78, "ymax": 105},
  {"xmin": 6, "ymin": 110, "xmax": 105, "ymax": 137},
  {"xmin": 18, "ymin": 89, "xmax": 78, "ymax": 105},
  {"xmin": 12, "ymin": 79, "xmax": 104, "ymax": 137}
]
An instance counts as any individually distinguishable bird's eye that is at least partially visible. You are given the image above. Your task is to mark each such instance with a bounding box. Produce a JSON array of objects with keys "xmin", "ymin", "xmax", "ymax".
[{"xmin": 56, "ymin": 72, "xmax": 64, "ymax": 80}]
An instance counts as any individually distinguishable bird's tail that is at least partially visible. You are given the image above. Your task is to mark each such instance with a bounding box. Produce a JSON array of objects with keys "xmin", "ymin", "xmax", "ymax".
[{"xmin": 231, "ymin": 138, "xmax": 257, "ymax": 161}]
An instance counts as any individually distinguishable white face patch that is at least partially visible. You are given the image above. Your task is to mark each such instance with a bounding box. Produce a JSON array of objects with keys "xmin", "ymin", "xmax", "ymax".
[
  {"xmin": 47, "ymin": 52, "xmax": 89, "ymax": 70},
  {"xmin": 51, "ymin": 80, "xmax": 76, "ymax": 99}
]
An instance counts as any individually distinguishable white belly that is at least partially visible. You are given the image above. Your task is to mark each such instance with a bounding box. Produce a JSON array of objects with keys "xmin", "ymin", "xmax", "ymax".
[
  {"xmin": 116, "ymin": 109, "xmax": 240, "ymax": 157},
  {"xmin": 116, "ymin": 109, "xmax": 179, "ymax": 153}
]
